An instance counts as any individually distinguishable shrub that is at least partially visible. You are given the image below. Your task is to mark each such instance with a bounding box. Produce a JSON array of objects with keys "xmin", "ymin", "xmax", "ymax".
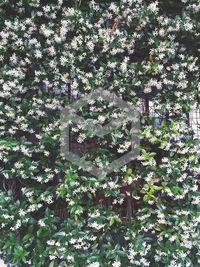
[{"xmin": 0, "ymin": 0, "xmax": 199, "ymax": 266}]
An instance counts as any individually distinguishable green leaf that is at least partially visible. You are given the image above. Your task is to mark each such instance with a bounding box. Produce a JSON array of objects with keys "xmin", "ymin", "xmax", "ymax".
[
  {"xmin": 13, "ymin": 246, "xmax": 29, "ymax": 262},
  {"xmin": 49, "ymin": 261, "xmax": 55, "ymax": 267}
]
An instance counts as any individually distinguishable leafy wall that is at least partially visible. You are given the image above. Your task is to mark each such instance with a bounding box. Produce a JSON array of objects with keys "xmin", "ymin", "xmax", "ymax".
[{"xmin": 0, "ymin": 0, "xmax": 200, "ymax": 266}]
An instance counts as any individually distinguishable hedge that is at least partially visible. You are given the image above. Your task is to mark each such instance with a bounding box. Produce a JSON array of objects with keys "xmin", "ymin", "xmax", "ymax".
[{"xmin": 0, "ymin": 0, "xmax": 200, "ymax": 266}]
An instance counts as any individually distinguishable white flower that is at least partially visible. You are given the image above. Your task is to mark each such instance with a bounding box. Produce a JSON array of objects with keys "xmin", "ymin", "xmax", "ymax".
[
  {"xmin": 38, "ymin": 220, "xmax": 46, "ymax": 227},
  {"xmin": 98, "ymin": 115, "xmax": 106, "ymax": 123},
  {"xmin": 89, "ymin": 222, "xmax": 104, "ymax": 230},
  {"xmin": 47, "ymin": 239, "xmax": 56, "ymax": 245},
  {"xmin": 144, "ymin": 87, "xmax": 152, "ymax": 94},
  {"xmin": 154, "ymin": 255, "xmax": 161, "ymax": 262},
  {"xmin": 108, "ymin": 181, "xmax": 118, "ymax": 189},
  {"xmin": 77, "ymin": 133, "xmax": 86, "ymax": 143},
  {"xmin": 169, "ymin": 235, "xmax": 176, "ymax": 242},
  {"xmin": 49, "ymin": 255, "xmax": 56, "ymax": 260},
  {"xmin": 112, "ymin": 261, "xmax": 121, "ymax": 267},
  {"xmin": 148, "ymin": 1, "xmax": 159, "ymax": 12},
  {"xmin": 15, "ymin": 220, "xmax": 22, "ymax": 230},
  {"xmin": 35, "ymin": 50, "xmax": 42, "ymax": 58},
  {"xmin": 161, "ymin": 157, "xmax": 169, "ymax": 163},
  {"xmin": 19, "ymin": 209, "xmax": 26, "ymax": 216},
  {"xmin": 71, "ymin": 80, "xmax": 78, "ymax": 90},
  {"xmin": 120, "ymin": 62, "xmax": 127, "ymax": 73},
  {"xmin": 109, "ymin": 3, "xmax": 119, "ymax": 13},
  {"xmin": 87, "ymin": 262, "xmax": 100, "ymax": 267},
  {"xmin": 87, "ymin": 41, "xmax": 95, "ymax": 52},
  {"xmin": 15, "ymin": 162, "xmax": 23, "ymax": 169}
]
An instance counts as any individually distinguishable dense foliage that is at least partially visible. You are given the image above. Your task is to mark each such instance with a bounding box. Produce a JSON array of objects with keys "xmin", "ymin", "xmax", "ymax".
[{"xmin": 0, "ymin": 0, "xmax": 200, "ymax": 266}]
